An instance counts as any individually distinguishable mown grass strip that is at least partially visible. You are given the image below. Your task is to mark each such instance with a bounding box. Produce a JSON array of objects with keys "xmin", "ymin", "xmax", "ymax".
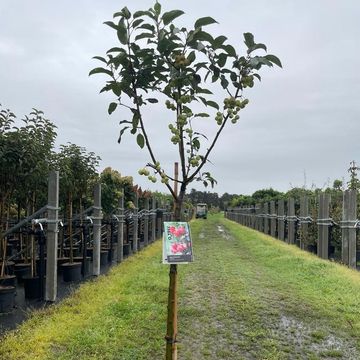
[{"xmin": 0, "ymin": 242, "xmax": 168, "ymax": 360}]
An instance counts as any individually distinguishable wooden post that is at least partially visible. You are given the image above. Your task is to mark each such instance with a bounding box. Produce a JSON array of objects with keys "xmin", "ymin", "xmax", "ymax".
[
  {"xmin": 270, "ymin": 201, "xmax": 276, "ymax": 237},
  {"xmin": 263, "ymin": 203, "xmax": 269, "ymax": 235},
  {"xmin": 116, "ymin": 191, "xmax": 124, "ymax": 263},
  {"xmin": 277, "ymin": 199, "xmax": 285, "ymax": 241},
  {"xmin": 133, "ymin": 192, "xmax": 139, "ymax": 253},
  {"xmin": 342, "ymin": 190, "xmax": 357, "ymax": 268},
  {"xmin": 348, "ymin": 190, "xmax": 357, "ymax": 268},
  {"xmin": 299, "ymin": 196, "xmax": 309, "ymax": 250},
  {"xmin": 92, "ymin": 183, "xmax": 102, "ymax": 276},
  {"xmin": 144, "ymin": 197, "xmax": 149, "ymax": 247},
  {"xmin": 287, "ymin": 198, "xmax": 296, "ymax": 244},
  {"xmin": 317, "ymin": 193, "xmax": 331, "ymax": 259},
  {"xmin": 45, "ymin": 171, "xmax": 59, "ymax": 302}
]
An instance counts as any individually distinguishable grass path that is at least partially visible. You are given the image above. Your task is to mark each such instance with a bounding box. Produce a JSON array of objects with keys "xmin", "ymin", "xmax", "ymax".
[{"xmin": 1, "ymin": 214, "xmax": 360, "ymax": 359}]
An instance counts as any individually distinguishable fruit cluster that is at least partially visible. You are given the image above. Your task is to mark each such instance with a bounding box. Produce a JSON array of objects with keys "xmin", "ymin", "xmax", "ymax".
[
  {"xmin": 168, "ymin": 123, "xmax": 181, "ymax": 144},
  {"xmin": 138, "ymin": 167, "xmax": 157, "ymax": 183},
  {"xmin": 165, "ymin": 100, "xmax": 176, "ymax": 111},
  {"xmin": 241, "ymin": 75, "xmax": 254, "ymax": 88},
  {"xmin": 189, "ymin": 155, "xmax": 201, "ymax": 167},
  {"xmin": 223, "ymin": 97, "xmax": 249, "ymax": 124},
  {"xmin": 174, "ymin": 54, "xmax": 190, "ymax": 68}
]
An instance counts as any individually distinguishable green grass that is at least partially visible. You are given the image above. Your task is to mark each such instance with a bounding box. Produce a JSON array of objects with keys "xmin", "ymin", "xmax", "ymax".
[{"xmin": 1, "ymin": 213, "xmax": 360, "ymax": 359}]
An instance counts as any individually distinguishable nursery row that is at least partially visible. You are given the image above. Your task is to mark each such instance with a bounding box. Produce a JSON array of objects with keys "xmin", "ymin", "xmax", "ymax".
[{"xmin": 225, "ymin": 190, "xmax": 359, "ymax": 269}]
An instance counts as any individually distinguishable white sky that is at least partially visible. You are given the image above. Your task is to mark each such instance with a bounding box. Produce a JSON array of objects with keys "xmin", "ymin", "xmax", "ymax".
[{"xmin": 1, "ymin": 1, "xmax": 360, "ymax": 195}]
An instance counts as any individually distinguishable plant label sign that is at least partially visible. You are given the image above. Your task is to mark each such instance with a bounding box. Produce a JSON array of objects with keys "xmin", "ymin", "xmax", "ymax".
[{"xmin": 163, "ymin": 222, "xmax": 193, "ymax": 264}]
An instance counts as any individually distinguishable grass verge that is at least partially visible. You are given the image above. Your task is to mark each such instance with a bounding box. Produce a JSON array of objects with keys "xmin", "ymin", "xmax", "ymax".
[{"xmin": 1, "ymin": 214, "xmax": 360, "ymax": 359}]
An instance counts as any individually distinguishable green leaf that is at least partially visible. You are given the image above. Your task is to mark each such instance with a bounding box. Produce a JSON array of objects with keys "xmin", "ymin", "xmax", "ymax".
[
  {"xmin": 135, "ymin": 33, "xmax": 154, "ymax": 41},
  {"xmin": 195, "ymin": 87, "xmax": 213, "ymax": 94},
  {"xmin": 243, "ymin": 32, "xmax": 255, "ymax": 48},
  {"xmin": 265, "ymin": 54, "xmax": 282, "ymax": 68},
  {"xmin": 222, "ymin": 44, "xmax": 237, "ymax": 57},
  {"xmin": 92, "ymin": 56, "xmax": 107, "ymax": 64},
  {"xmin": 108, "ymin": 102, "xmax": 117, "ymax": 115},
  {"xmin": 206, "ymin": 100, "xmax": 219, "ymax": 110},
  {"xmin": 194, "ymin": 113, "xmax": 210, "ymax": 118},
  {"xmin": 187, "ymin": 51, "xmax": 196, "ymax": 64},
  {"xmin": 133, "ymin": 10, "xmax": 150, "ymax": 18},
  {"xmin": 138, "ymin": 23, "xmax": 155, "ymax": 31},
  {"xmin": 122, "ymin": 7, "xmax": 131, "ymax": 19},
  {"xmin": 162, "ymin": 10, "xmax": 185, "ymax": 25},
  {"xmin": 154, "ymin": 2, "xmax": 161, "ymax": 15},
  {"xmin": 118, "ymin": 126, "xmax": 129, "ymax": 144},
  {"xmin": 106, "ymin": 47, "xmax": 125, "ymax": 54},
  {"xmin": 136, "ymin": 133, "xmax": 145, "ymax": 148},
  {"xmin": 213, "ymin": 35, "xmax": 227, "ymax": 49},
  {"xmin": 146, "ymin": 98, "xmax": 158, "ymax": 103},
  {"xmin": 103, "ymin": 21, "xmax": 118, "ymax": 31},
  {"xmin": 253, "ymin": 73, "xmax": 262, "ymax": 81},
  {"xmin": 230, "ymin": 72, "xmax": 237, "ymax": 82},
  {"xmin": 193, "ymin": 138, "xmax": 200, "ymax": 149},
  {"xmin": 132, "ymin": 19, "xmax": 144, "ymax": 28},
  {"xmin": 117, "ymin": 18, "xmax": 128, "ymax": 45},
  {"xmin": 89, "ymin": 67, "xmax": 113, "ymax": 77},
  {"xmin": 220, "ymin": 76, "xmax": 229, "ymax": 89},
  {"xmin": 193, "ymin": 31, "xmax": 214, "ymax": 44},
  {"xmin": 194, "ymin": 17, "xmax": 218, "ymax": 29},
  {"xmin": 247, "ymin": 43, "xmax": 267, "ymax": 54},
  {"xmin": 217, "ymin": 53, "xmax": 227, "ymax": 67}
]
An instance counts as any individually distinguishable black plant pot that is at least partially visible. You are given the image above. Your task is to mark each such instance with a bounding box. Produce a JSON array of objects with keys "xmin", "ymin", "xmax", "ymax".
[
  {"xmin": 306, "ymin": 244, "xmax": 317, "ymax": 254},
  {"xmin": 0, "ymin": 285, "xmax": 16, "ymax": 313},
  {"xmin": 0, "ymin": 275, "xmax": 17, "ymax": 287},
  {"xmin": 86, "ymin": 248, "xmax": 94, "ymax": 261},
  {"xmin": 23, "ymin": 276, "xmax": 43, "ymax": 299},
  {"xmin": 57, "ymin": 257, "xmax": 70, "ymax": 273},
  {"xmin": 61, "ymin": 262, "xmax": 82, "ymax": 282},
  {"xmin": 14, "ymin": 263, "xmax": 32, "ymax": 283},
  {"xmin": 123, "ymin": 243, "xmax": 131, "ymax": 257},
  {"xmin": 100, "ymin": 250, "xmax": 109, "ymax": 266},
  {"xmin": 73, "ymin": 256, "xmax": 92, "ymax": 277},
  {"xmin": 0, "ymin": 261, "xmax": 15, "ymax": 275}
]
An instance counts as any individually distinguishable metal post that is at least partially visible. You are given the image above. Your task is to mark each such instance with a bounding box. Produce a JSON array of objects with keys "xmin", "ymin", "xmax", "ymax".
[
  {"xmin": 92, "ymin": 183, "xmax": 102, "ymax": 276},
  {"xmin": 152, "ymin": 197, "xmax": 156, "ymax": 242},
  {"xmin": 144, "ymin": 197, "xmax": 149, "ymax": 247},
  {"xmin": 133, "ymin": 192, "xmax": 138, "ymax": 253},
  {"xmin": 116, "ymin": 191, "xmax": 124, "ymax": 263},
  {"xmin": 45, "ymin": 171, "xmax": 59, "ymax": 302}
]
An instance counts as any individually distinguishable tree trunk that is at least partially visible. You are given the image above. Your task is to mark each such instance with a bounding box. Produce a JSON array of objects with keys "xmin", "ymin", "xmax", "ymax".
[{"xmin": 165, "ymin": 186, "xmax": 185, "ymax": 360}]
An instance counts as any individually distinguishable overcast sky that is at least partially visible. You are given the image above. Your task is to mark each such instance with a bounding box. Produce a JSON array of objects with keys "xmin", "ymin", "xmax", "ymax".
[{"xmin": 1, "ymin": 1, "xmax": 360, "ymax": 196}]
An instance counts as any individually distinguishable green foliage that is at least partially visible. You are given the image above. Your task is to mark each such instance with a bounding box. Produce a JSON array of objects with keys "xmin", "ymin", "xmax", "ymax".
[
  {"xmin": 91, "ymin": 1, "xmax": 281, "ymax": 211},
  {"xmin": 100, "ymin": 167, "xmax": 134, "ymax": 215},
  {"xmin": 54, "ymin": 142, "xmax": 100, "ymax": 212},
  {"xmin": 0, "ymin": 106, "xmax": 57, "ymax": 217}
]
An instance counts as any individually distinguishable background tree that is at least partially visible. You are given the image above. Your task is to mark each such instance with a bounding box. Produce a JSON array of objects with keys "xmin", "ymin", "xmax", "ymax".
[
  {"xmin": 55, "ymin": 143, "xmax": 100, "ymax": 263},
  {"xmin": 100, "ymin": 167, "xmax": 134, "ymax": 215}
]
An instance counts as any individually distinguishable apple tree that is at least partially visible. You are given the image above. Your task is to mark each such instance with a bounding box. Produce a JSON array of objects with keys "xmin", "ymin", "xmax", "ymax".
[
  {"xmin": 90, "ymin": 2, "xmax": 281, "ymax": 358},
  {"xmin": 90, "ymin": 2, "xmax": 281, "ymax": 221}
]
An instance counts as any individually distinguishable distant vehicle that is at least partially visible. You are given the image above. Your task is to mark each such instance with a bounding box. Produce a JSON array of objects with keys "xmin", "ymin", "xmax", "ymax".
[{"xmin": 195, "ymin": 203, "xmax": 208, "ymax": 219}]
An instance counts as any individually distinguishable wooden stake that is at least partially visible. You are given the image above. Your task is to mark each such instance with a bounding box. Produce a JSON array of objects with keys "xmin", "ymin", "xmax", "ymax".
[
  {"xmin": 165, "ymin": 162, "xmax": 179, "ymax": 360},
  {"xmin": 165, "ymin": 263, "xmax": 178, "ymax": 360}
]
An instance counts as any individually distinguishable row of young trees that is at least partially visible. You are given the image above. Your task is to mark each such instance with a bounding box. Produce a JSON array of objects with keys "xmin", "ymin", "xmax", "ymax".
[{"xmin": 0, "ymin": 104, "xmax": 141, "ymax": 231}]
